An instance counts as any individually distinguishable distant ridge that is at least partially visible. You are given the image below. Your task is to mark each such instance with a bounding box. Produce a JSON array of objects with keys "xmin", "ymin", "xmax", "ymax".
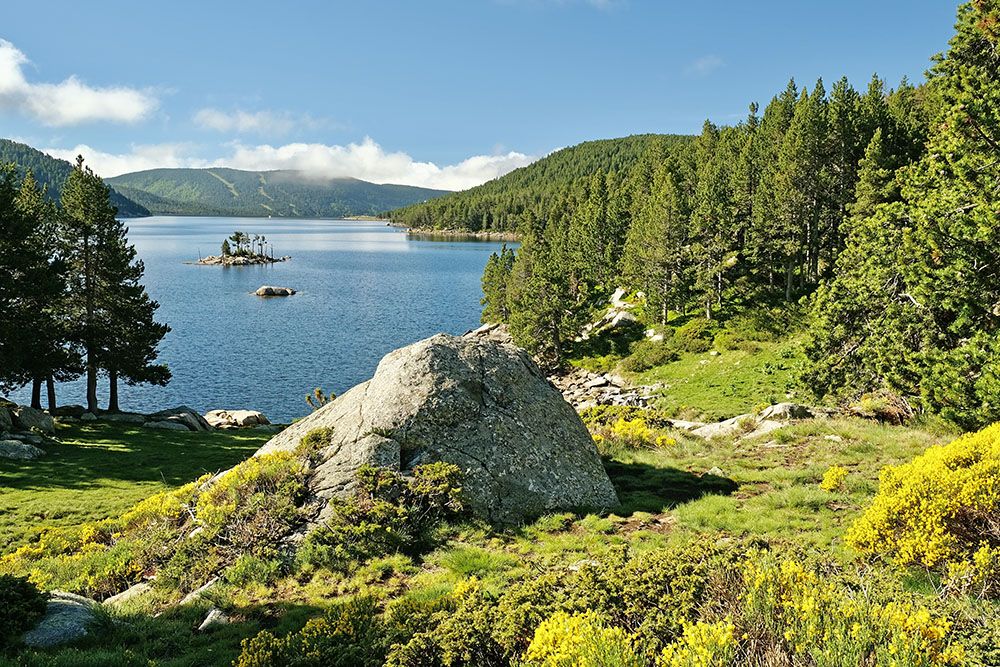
[
  {"xmin": 0, "ymin": 139, "xmax": 150, "ymax": 217},
  {"xmin": 108, "ymin": 168, "xmax": 451, "ymax": 218}
]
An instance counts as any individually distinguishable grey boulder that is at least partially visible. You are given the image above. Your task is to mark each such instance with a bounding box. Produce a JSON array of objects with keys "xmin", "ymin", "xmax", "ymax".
[
  {"xmin": 254, "ymin": 285, "xmax": 295, "ymax": 297},
  {"xmin": 12, "ymin": 405, "xmax": 55, "ymax": 434},
  {"xmin": 0, "ymin": 404, "xmax": 12, "ymax": 431},
  {"xmin": 204, "ymin": 409, "xmax": 270, "ymax": 429},
  {"xmin": 147, "ymin": 407, "xmax": 212, "ymax": 432},
  {"xmin": 0, "ymin": 439, "xmax": 45, "ymax": 460},
  {"xmin": 255, "ymin": 329, "xmax": 618, "ymax": 524},
  {"xmin": 144, "ymin": 420, "xmax": 191, "ymax": 431},
  {"xmin": 22, "ymin": 591, "xmax": 96, "ymax": 648}
]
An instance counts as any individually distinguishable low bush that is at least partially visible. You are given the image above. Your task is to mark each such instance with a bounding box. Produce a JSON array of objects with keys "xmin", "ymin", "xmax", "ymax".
[
  {"xmin": 592, "ymin": 418, "xmax": 676, "ymax": 451},
  {"xmin": 523, "ymin": 610, "xmax": 645, "ymax": 667},
  {"xmin": 673, "ymin": 319, "xmax": 715, "ymax": 353},
  {"xmin": 619, "ymin": 340, "xmax": 680, "ymax": 373},
  {"xmin": 846, "ymin": 422, "xmax": 1000, "ymax": 588},
  {"xmin": 0, "ymin": 574, "xmax": 48, "ymax": 647},
  {"xmin": 236, "ymin": 596, "xmax": 386, "ymax": 667},
  {"xmin": 819, "ymin": 465, "xmax": 848, "ymax": 492},
  {"xmin": 579, "ymin": 406, "xmax": 675, "ymax": 430},
  {"xmin": 297, "ymin": 462, "xmax": 464, "ymax": 572}
]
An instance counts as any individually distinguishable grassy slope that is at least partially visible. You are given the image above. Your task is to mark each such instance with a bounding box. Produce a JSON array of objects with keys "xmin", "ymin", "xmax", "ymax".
[
  {"xmin": 0, "ymin": 341, "xmax": 984, "ymax": 665},
  {"xmin": 0, "ymin": 423, "xmax": 269, "ymax": 554}
]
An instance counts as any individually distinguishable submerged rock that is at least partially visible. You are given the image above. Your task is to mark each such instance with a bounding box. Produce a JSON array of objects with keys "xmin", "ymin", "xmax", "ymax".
[{"xmin": 256, "ymin": 329, "xmax": 618, "ymax": 524}]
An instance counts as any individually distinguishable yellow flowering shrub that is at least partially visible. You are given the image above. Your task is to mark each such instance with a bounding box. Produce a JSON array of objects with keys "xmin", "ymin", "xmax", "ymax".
[
  {"xmin": 523, "ymin": 611, "xmax": 645, "ymax": 667},
  {"xmin": 819, "ymin": 465, "xmax": 848, "ymax": 492},
  {"xmin": 593, "ymin": 417, "xmax": 677, "ymax": 450},
  {"xmin": 943, "ymin": 544, "xmax": 1000, "ymax": 598},
  {"xmin": 741, "ymin": 557, "xmax": 964, "ymax": 667},
  {"xmin": 846, "ymin": 422, "xmax": 1000, "ymax": 569},
  {"xmin": 657, "ymin": 620, "xmax": 736, "ymax": 667}
]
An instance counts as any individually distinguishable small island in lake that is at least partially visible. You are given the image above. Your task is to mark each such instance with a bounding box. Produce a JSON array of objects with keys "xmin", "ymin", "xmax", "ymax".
[{"xmin": 194, "ymin": 230, "xmax": 290, "ymax": 265}]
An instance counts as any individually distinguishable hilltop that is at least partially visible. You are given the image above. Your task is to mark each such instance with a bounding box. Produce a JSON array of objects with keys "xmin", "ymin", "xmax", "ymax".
[
  {"xmin": 108, "ymin": 168, "xmax": 450, "ymax": 218},
  {"xmin": 0, "ymin": 139, "xmax": 150, "ymax": 217}
]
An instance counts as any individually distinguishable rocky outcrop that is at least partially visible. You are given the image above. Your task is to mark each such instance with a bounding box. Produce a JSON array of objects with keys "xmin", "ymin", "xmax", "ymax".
[
  {"xmin": 205, "ymin": 409, "xmax": 270, "ymax": 429},
  {"xmin": 549, "ymin": 368, "xmax": 663, "ymax": 411},
  {"xmin": 255, "ymin": 328, "xmax": 618, "ymax": 524},
  {"xmin": 690, "ymin": 403, "xmax": 830, "ymax": 440},
  {"xmin": 21, "ymin": 591, "xmax": 96, "ymax": 648},
  {"xmin": 146, "ymin": 406, "xmax": 212, "ymax": 432},
  {"xmin": 12, "ymin": 405, "xmax": 55, "ymax": 434},
  {"xmin": 196, "ymin": 254, "xmax": 290, "ymax": 266},
  {"xmin": 254, "ymin": 285, "xmax": 296, "ymax": 297}
]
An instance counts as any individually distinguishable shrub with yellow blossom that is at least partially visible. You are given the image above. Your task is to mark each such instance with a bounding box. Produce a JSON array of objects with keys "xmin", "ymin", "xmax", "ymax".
[
  {"xmin": 592, "ymin": 417, "xmax": 677, "ymax": 451},
  {"xmin": 657, "ymin": 620, "xmax": 736, "ymax": 667},
  {"xmin": 846, "ymin": 422, "xmax": 1000, "ymax": 576},
  {"xmin": 523, "ymin": 610, "xmax": 646, "ymax": 667},
  {"xmin": 819, "ymin": 465, "xmax": 848, "ymax": 492}
]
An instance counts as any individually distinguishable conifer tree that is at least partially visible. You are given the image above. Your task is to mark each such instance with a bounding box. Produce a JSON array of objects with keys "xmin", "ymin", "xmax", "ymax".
[{"xmin": 480, "ymin": 244, "xmax": 515, "ymax": 323}]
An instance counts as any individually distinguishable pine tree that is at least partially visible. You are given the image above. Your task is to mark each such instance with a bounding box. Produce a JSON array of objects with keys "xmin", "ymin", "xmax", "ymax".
[{"xmin": 480, "ymin": 244, "xmax": 515, "ymax": 323}]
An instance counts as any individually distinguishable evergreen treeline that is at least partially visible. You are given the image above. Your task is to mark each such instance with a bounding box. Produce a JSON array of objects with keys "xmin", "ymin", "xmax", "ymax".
[
  {"xmin": 479, "ymin": 74, "xmax": 930, "ymax": 360},
  {"xmin": 478, "ymin": 0, "xmax": 1000, "ymax": 428},
  {"xmin": 0, "ymin": 139, "xmax": 150, "ymax": 218},
  {"xmin": 0, "ymin": 157, "xmax": 170, "ymax": 413},
  {"xmin": 389, "ymin": 135, "xmax": 692, "ymax": 232}
]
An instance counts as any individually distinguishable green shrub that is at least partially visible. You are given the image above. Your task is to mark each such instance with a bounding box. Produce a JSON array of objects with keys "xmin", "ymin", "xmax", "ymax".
[
  {"xmin": 579, "ymin": 405, "xmax": 675, "ymax": 430},
  {"xmin": 673, "ymin": 319, "xmax": 714, "ymax": 353},
  {"xmin": 236, "ymin": 596, "xmax": 386, "ymax": 667},
  {"xmin": 298, "ymin": 462, "xmax": 464, "ymax": 572},
  {"xmin": 224, "ymin": 554, "xmax": 283, "ymax": 587},
  {"xmin": 619, "ymin": 340, "xmax": 680, "ymax": 373},
  {"xmin": 0, "ymin": 574, "xmax": 48, "ymax": 647}
]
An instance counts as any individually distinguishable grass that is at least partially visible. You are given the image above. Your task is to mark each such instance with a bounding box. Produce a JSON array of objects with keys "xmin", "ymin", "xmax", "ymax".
[{"xmin": 0, "ymin": 422, "xmax": 269, "ymax": 554}]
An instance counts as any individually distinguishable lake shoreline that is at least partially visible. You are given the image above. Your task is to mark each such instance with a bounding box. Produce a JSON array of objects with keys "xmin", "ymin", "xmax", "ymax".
[{"xmin": 402, "ymin": 227, "xmax": 520, "ymax": 242}]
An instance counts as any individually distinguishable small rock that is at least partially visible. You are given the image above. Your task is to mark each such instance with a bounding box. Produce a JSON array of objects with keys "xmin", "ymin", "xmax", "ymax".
[
  {"xmin": 759, "ymin": 403, "xmax": 815, "ymax": 421},
  {"xmin": 51, "ymin": 405, "xmax": 85, "ymax": 418},
  {"xmin": 103, "ymin": 581, "xmax": 152, "ymax": 607},
  {"xmin": 197, "ymin": 608, "xmax": 231, "ymax": 632},
  {"xmin": 80, "ymin": 412, "xmax": 97, "ymax": 422},
  {"xmin": 102, "ymin": 412, "xmax": 146, "ymax": 424},
  {"xmin": 22, "ymin": 591, "xmax": 96, "ymax": 648},
  {"xmin": 666, "ymin": 419, "xmax": 706, "ymax": 431},
  {"xmin": 584, "ymin": 376, "xmax": 609, "ymax": 389},
  {"xmin": 824, "ymin": 434, "xmax": 844, "ymax": 443},
  {"xmin": 143, "ymin": 420, "xmax": 190, "ymax": 431},
  {"xmin": 179, "ymin": 578, "xmax": 218, "ymax": 606},
  {"xmin": 254, "ymin": 285, "xmax": 296, "ymax": 297},
  {"xmin": 709, "ymin": 350, "xmax": 720, "ymax": 356},
  {"xmin": 705, "ymin": 466, "xmax": 725, "ymax": 477},
  {"xmin": 0, "ymin": 440, "xmax": 45, "ymax": 460},
  {"xmin": 691, "ymin": 415, "xmax": 755, "ymax": 439}
]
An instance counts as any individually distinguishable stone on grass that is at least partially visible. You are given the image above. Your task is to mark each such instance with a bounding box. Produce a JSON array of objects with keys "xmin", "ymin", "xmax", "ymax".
[
  {"xmin": 147, "ymin": 406, "xmax": 212, "ymax": 432},
  {"xmin": 102, "ymin": 412, "xmax": 146, "ymax": 424},
  {"xmin": 80, "ymin": 412, "xmax": 97, "ymax": 422},
  {"xmin": 144, "ymin": 420, "xmax": 191, "ymax": 431},
  {"xmin": 255, "ymin": 329, "xmax": 618, "ymax": 525},
  {"xmin": 197, "ymin": 608, "xmax": 231, "ymax": 632},
  {"xmin": 12, "ymin": 405, "xmax": 54, "ymax": 434},
  {"xmin": 759, "ymin": 403, "xmax": 815, "ymax": 421},
  {"xmin": 102, "ymin": 581, "xmax": 152, "ymax": 608},
  {"xmin": 691, "ymin": 414, "xmax": 754, "ymax": 440},
  {"xmin": 0, "ymin": 439, "xmax": 45, "ymax": 460},
  {"xmin": 21, "ymin": 591, "xmax": 96, "ymax": 648}
]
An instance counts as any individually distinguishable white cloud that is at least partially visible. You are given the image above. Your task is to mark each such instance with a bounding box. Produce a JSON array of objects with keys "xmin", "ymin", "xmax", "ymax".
[
  {"xmin": 684, "ymin": 54, "xmax": 724, "ymax": 78},
  {"xmin": 0, "ymin": 40, "xmax": 157, "ymax": 126},
  {"xmin": 42, "ymin": 143, "xmax": 205, "ymax": 177},
  {"xmin": 193, "ymin": 108, "xmax": 326, "ymax": 136},
  {"xmin": 41, "ymin": 137, "xmax": 538, "ymax": 191}
]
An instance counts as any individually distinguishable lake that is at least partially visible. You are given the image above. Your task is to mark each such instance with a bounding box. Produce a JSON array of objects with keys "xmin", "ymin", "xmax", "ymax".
[{"xmin": 11, "ymin": 217, "xmax": 511, "ymax": 422}]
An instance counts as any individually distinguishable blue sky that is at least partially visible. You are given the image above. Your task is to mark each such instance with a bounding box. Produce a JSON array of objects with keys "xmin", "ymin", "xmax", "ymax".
[{"xmin": 1, "ymin": 1, "xmax": 958, "ymax": 190}]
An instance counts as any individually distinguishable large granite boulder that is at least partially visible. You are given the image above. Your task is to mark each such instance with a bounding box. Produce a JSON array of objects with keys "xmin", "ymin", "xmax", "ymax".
[
  {"xmin": 0, "ymin": 403, "xmax": 11, "ymax": 432},
  {"xmin": 12, "ymin": 405, "xmax": 55, "ymax": 435},
  {"xmin": 256, "ymin": 328, "xmax": 618, "ymax": 524},
  {"xmin": 0, "ymin": 439, "xmax": 45, "ymax": 460}
]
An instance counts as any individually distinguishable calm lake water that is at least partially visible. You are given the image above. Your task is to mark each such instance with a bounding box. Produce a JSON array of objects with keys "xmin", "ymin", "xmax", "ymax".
[{"xmin": 11, "ymin": 217, "xmax": 511, "ymax": 422}]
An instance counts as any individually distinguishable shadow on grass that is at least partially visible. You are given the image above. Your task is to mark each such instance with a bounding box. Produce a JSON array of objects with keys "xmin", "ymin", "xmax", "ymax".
[
  {"xmin": 604, "ymin": 458, "xmax": 738, "ymax": 514},
  {"xmin": 0, "ymin": 422, "xmax": 269, "ymax": 492}
]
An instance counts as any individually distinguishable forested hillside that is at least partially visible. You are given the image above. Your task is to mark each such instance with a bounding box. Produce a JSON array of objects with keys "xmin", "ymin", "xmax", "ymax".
[
  {"xmin": 0, "ymin": 139, "xmax": 150, "ymax": 217},
  {"xmin": 108, "ymin": 168, "xmax": 449, "ymax": 218},
  {"xmin": 467, "ymin": 8, "xmax": 1000, "ymax": 432},
  {"xmin": 389, "ymin": 134, "xmax": 692, "ymax": 232}
]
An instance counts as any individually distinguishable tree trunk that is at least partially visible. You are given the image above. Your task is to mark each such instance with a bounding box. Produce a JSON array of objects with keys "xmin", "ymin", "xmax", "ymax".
[
  {"xmin": 84, "ymin": 227, "xmax": 99, "ymax": 413},
  {"xmin": 785, "ymin": 258, "xmax": 794, "ymax": 302},
  {"xmin": 30, "ymin": 378, "xmax": 42, "ymax": 409},
  {"xmin": 46, "ymin": 376, "xmax": 56, "ymax": 411},
  {"xmin": 108, "ymin": 369, "xmax": 120, "ymax": 413}
]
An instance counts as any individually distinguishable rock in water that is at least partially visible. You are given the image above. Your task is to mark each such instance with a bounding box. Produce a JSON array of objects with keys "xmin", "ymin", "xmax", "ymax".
[
  {"xmin": 254, "ymin": 285, "xmax": 296, "ymax": 297},
  {"xmin": 256, "ymin": 330, "xmax": 618, "ymax": 524}
]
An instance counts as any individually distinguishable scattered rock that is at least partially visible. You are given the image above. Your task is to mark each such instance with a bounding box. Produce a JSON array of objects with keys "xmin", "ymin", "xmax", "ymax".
[
  {"xmin": 666, "ymin": 419, "xmax": 706, "ymax": 431},
  {"xmin": 691, "ymin": 415, "xmax": 754, "ymax": 440},
  {"xmin": 204, "ymin": 409, "xmax": 270, "ymax": 429},
  {"xmin": 548, "ymin": 367, "xmax": 661, "ymax": 411},
  {"xmin": 197, "ymin": 608, "xmax": 231, "ymax": 632},
  {"xmin": 51, "ymin": 405, "xmax": 85, "ymax": 419},
  {"xmin": 584, "ymin": 376, "xmax": 609, "ymax": 389},
  {"xmin": 12, "ymin": 405, "xmax": 55, "ymax": 434},
  {"xmin": 143, "ymin": 420, "xmax": 190, "ymax": 431},
  {"xmin": 0, "ymin": 439, "xmax": 45, "ymax": 460},
  {"xmin": 254, "ymin": 329, "xmax": 618, "ymax": 524},
  {"xmin": 254, "ymin": 285, "xmax": 296, "ymax": 297},
  {"xmin": 148, "ymin": 406, "xmax": 212, "ymax": 432},
  {"xmin": 103, "ymin": 581, "xmax": 152, "ymax": 607},
  {"xmin": 824, "ymin": 434, "xmax": 844, "ymax": 443},
  {"xmin": 21, "ymin": 591, "xmax": 96, "ymax": 648},
  {"xmin": 179, "ymin": 578, "xmax": 218, "ymax": 606},
  {"xmin": 759, "ymin": 403, "xmax": 814, "ymax": 421},
  {"xmin": 705, "ymin": 466, "xmax": 725, "ymax": 477}
]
